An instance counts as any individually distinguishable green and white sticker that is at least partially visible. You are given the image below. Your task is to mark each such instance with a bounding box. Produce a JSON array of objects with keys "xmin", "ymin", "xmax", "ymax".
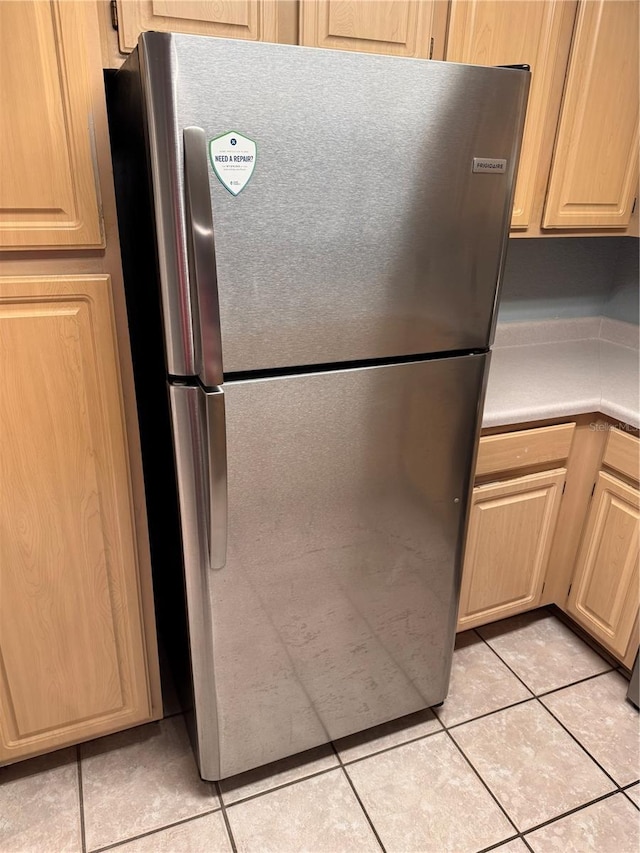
[{"xmin": 209, "ymin": 131, "xmax": 256, "ymax": 196}]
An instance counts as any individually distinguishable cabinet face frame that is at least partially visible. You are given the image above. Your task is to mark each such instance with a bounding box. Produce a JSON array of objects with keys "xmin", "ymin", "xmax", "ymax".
[
  {"xmin": 0, "ymin": 275, "xmax": 155, "ymax": 764},
  {"xmin": 542, "ymin": 0, "xmax": 640, "ymax": 229},
  {"xmin": 458, "ymin": 467, "xmax": 566, "ymax": 630},
  {"xmin": 0, "ymin": 1, "xmax": 103, "ymax": 249}
]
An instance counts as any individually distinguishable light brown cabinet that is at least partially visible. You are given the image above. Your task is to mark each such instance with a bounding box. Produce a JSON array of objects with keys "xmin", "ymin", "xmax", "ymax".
[
  {"xmin": 0, "ymin": 275, "xmax": 159, "ymax": 764},
  {"xmin": 457, "ymin": 424, "xmax": 573, "ymax": 630},
  {"xmin": 565, "ymin": 427, "xmax": 640, "ymax": 664},
  {"xmin": 460, "ymin": 419, "xmax": 640, "ymax": 668},
  {"xmin": 0, "ymin": 0, "xmax": 161, "ymax": 765},
  {"xmin": 114, "ymin": 0, "xmax": 297, "ymax": 53},
  {"xmin": 100, "ymin": 0, "xmax": 639, "ymax": 236},
  {"xmin": 445, "ymin": 0, "xmax": 638, "ymax": 236},
  {"xmin": 445, "ymin": 0, "xmax": 576, "ymax": 230},
  {"xmin": 0, "ymin": 1, "xmax": 103, "ymax": 249},
  {"xmin": 458, "ymin": 469, "xmax": 566, "ymax": 630},
  {"xmin": 566, "ymin": 472, "xmax": 639, "ymax": 660},
  {"xmin": 542, "ymin": 0, "xmax": 639, "ymax": 229},
  {"xmin": 299, "ymin": 0, "xmax": 446, "ymax": 58}
]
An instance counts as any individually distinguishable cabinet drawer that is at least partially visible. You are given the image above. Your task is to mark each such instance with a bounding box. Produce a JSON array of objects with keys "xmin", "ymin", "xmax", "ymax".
[
  {"xmin": 476, "ymin": 423, "xmax": 575, "ymax": 478},
  {"xmin": 603, "ymin": 428, "xmax": 640, "ymax": 483}
]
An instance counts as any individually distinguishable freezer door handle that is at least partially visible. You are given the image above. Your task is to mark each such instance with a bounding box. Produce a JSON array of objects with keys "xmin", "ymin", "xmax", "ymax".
[
  {"xmin": 183, "ymin": 126, "xmax": 223, "ymax": 386},
  {"xmin": 206, "ymin": 388, "xmax": 227, "ymax": 569}
]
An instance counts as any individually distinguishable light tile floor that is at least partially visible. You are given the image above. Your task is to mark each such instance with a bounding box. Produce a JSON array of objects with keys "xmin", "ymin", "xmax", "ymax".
[{"xmin": 2, "ymin": 610, "xmax": 638, "ymax": 853}]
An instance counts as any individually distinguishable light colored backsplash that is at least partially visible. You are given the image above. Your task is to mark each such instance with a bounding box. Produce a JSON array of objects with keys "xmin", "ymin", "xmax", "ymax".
[
  {"xmin": 603, "ymin": 238, "xmax": 639, "ymax": 325},
  {"xmin": 494, "ymin": 316, "xmax": 639, "ymax": 350},
  {"xmin": 497, "ymin": 237, "xmax": 638, "ymax": 325}
]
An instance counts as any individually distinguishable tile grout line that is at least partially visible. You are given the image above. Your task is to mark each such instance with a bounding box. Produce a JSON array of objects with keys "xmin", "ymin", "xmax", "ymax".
[
  {"xmin": 440, "ymin": 727, "xmax": 522, "ymax": 841},
  {"xmin": 76, "ymin": 745, "xmax": 87, "ymax": 853},
  {"xmin": 339, "ymin": 723, "xmax": 444, "ymax": 768},
  {"xmin": 434, "ymin": 695, "xmax": 534, "ymax": 732},
  {"xmin": 214, "ymin": 780, "xmax": 238, "ymax": 853},
  {"xmin": 473, "ymin": 624, "xmax": 615, "ymax": 700},
  {"xmin": 89, "ymin": 807, "xmax": 223, "ymax": 853},
  {"xmin": 218, "ymin": 764, "xmax": 338, "ymax": 809},
  {"xmin": 536, "ymin": 666, "xmax": 617, "ymax": 698},
  {"xmin": 330, "ymin": 742, "xmax": 387, "ymax": 853},
  {"xmin": 545, "ymin": 605, "xmax": 623, "ymax": 671},
  {"xmin": 622, "ymin": 784, "xmax": 640, "ymax": 812},
  {"xmin": 474, "ymin": 631, "xmax": 627, "ymax": 794},
  {"xmin": 535, "ymin": 697, "xmax": 623, "ymax": 791},
  {"xmin": 520, "ymin": 788, "xmax": 622, "ymax": 839},
  {"xmin": 79, "ymin": 612, "xmax": 636, "ymax": 853},
  {"xmin": 474, "ymin": 832, "xmax": 528, "ymax": 853}
]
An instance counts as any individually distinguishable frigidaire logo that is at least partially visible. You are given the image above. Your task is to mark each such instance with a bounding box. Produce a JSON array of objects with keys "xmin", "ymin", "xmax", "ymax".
[{"xmin": 472, "ymin": 158, "xmax": 507, "ymax": 174}]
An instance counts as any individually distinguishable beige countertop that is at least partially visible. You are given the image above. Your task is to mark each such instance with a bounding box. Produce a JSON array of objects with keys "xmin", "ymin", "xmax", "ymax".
[{"xmin": 484, "ymin": 317, "xmax": 640, "ymax": 429}]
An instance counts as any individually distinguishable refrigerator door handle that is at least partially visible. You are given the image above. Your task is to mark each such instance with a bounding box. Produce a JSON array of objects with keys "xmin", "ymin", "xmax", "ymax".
[
  {"xmin": 183, "ymin": 126, "xmax": 223, "ymax": 387},
  {"xmin": 206, "ymin": 388, "xmax": 228, "ymax": 569}
]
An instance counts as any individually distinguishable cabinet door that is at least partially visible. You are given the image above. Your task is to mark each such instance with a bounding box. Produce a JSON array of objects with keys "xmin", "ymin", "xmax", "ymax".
[
  {"xmin": 0, "ymin": 2, "xmax": 103, "ymax": 249},
  {"xmin": 446, "ymin": 1, "xmax": 576, "ymax": 229},
  {"xmin": 299, "ymin": 0, "xmax": 446, "ymax": 58},
  {"xmin": 567, "ymin": 472, "xmax": 639, "ymax": 659},
  {"xmin": 543, "ymin": 0, "xmax": 639, "ymax": 228},
  {"xmin": 0, "ymin": 276, "xmax": 155, "ymax": 764},
  {"xmin": 458, "ymin": 469, "xmax": 566, "ymax": 630},
  {"xmin": 116, "ymin": 0, "xmax": 297, "ymax": 53}
]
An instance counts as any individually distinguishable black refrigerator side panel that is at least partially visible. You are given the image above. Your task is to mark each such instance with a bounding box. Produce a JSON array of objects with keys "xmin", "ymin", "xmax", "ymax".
[{"xmin": 106, "ymin": 59, "xmax": 195, "ymax": 726}]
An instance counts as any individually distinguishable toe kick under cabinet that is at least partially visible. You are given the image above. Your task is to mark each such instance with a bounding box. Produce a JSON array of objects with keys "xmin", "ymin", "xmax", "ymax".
[{"xmin": 458, "ymin": 417, "xmax": 640, "ymax": 669}]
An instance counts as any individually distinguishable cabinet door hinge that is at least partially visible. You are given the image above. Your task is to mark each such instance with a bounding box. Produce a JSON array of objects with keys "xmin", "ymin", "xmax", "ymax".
[
  {"xmin": 110, "ymin": 0, "xmax": 119, "ymax": 31},
  {"xmin": 562, "ymin": 481, "xmax": 566, "ymax": 495},
  {"xmin": 429, "ymin": 37, "xmax": 434, "ymax": 60},
  {"xmin": 541, "ymin": 581, "xmax": 546, "ymax": 595},
  {"xmin": 632, "ymin": 197, "xmax": 637, "ymax": 215},
  {"xmin": 591, "ymin": 482, "xmax": 596, "ymax": 497},
  {"xmin": 567, "ymin": 583, "xmax": 572, "ymax": 597}
]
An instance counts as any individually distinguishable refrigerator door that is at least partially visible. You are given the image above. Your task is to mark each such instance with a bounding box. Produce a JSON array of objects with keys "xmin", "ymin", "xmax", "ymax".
[
  {"xmin": 170, "ymin": 353, "xmax": 487, "ymax": 780},
  {"xmin": 140, "ymin": 34, "xmax": 528, "ymax": 377}
]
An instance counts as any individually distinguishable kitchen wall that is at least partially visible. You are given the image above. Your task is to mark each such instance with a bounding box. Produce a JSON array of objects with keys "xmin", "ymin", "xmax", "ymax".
[
  {"xmin": 603, "ymin": 238, "xmax": 639, "ymax": 325},
  {"xmin": 497, "ymin": 237, "xmax": 639, "ymax": 326}
]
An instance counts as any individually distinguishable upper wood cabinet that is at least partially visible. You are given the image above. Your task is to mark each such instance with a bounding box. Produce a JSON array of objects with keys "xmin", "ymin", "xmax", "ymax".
[
  {"xmin": 115, "ymin": 0, "xmax": 297, "ymax": 53},
  {"xmin": 299, "ymin": 0, "xmax": 446, "ymax": 59},
  {"xmin": 445, "ymin": 0, "xmax": 577, "ymax": 230},
  {"xmin": 0, "ymin": 2, "xmax": 103, "ymax": 249},
  {"xmin": 543, "ymin": 0, "xmax": 639, "ymax": 229},
  {"xmin": 0, "ymin": 275, "xmax": 159, "ymax": 764}
]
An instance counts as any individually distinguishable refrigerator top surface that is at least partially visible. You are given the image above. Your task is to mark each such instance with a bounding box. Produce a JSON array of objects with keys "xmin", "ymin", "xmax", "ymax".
[{"xmin": 138, "ymin": 34, "xmax": 529, "ymax": 377}]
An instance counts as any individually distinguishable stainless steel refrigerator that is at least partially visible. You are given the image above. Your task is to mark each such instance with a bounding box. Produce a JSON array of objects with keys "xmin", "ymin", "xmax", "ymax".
[{"xmin": 108, "ymin": 33, "xmax": 529, "ymax": 781}]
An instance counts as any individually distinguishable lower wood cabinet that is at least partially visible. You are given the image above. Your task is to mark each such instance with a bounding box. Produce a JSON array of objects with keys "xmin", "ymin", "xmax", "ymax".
[
  {"xmin": 0, "ymin": 275, "xmax": 159, "ymax": 764},
  {"xmin": 459, "ymin": 419, "xmax": 640, "ymax": 668},
  {"xmin": 567, "ymin": 470, "xmax": 639, "ymax": 661},
  {"xmin": 458, "ymin": 468, "xmax": 565, "ymax": 630}
]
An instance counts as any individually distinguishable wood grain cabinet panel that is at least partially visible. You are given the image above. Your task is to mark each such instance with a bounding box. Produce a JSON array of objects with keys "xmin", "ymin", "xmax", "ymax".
[
  {"xmin": 0, "ymin": 2, "xmax": 103, "ymax": 249},
  {"xmin": 543, "ymin": 0, "xmax": 639, "ymax": 228},
  {"xmin": 458, "ymin": 468, "xmax": 566, "ymax": 630},
  {"xmin": 116, "ymin": 0, "xmax": 297, "ymax": 53},
  {"xmin": 299, "ymin": 0, "xmax": 446, "ymax": 58},
  {"xmin": 566, "ymin": 472, "xmax": 639, "ymax": 659},
  {"xmin": 602, "ymin": 427, "xmax": 640, "ymax": 484},
  {"xmin": 445, "ymin": 0, "xmax": 577, "ymax": 229},
  {"xmin": 0, "ymin": 276, "xmax": 155, "ymax": 764}
]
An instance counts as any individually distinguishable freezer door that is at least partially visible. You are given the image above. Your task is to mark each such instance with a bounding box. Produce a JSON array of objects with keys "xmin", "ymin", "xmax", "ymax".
[
  {"xmin": 140, "ymin": 34, "xmax": 528, "ymax": 375},
  {"xmin": 172, "ymin": 354, "xmax": 487, "ymax": 780}
]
